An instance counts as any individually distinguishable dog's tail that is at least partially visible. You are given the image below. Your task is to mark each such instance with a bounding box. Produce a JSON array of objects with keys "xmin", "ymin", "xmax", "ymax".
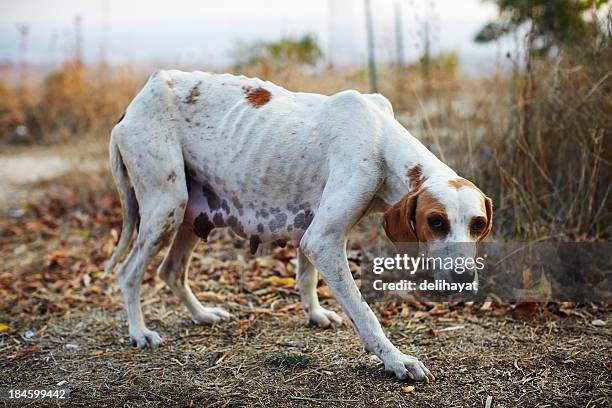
[{"xmin": 104, "ymin": 133, "xmax": 139, "ymax": 277}]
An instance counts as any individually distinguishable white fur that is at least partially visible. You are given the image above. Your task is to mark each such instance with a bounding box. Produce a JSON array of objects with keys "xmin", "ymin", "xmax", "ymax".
[{"xmin": 106, "ymin": 70, "xmax": 487, "ymax": 383}]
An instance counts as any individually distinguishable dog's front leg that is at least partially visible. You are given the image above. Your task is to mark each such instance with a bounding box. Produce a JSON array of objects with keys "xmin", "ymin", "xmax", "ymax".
[
  {"xmin": 296, "ymin": 249, "xmax": 343, "ymax": 327},
  {"xmin": 301, "ymin": 232, "xmax": 435, "ymax": 382}
]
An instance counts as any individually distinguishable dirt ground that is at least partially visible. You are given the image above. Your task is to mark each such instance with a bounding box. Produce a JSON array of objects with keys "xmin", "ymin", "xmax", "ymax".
[{"xmin": 0, "ymin": 146, "xmax": 610, "ymax": 407}]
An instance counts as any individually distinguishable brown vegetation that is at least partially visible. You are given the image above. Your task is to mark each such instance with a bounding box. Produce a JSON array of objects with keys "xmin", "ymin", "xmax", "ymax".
[{"xmin": 1, "ymin": 24, "xmax": 609, "ymax": 241}]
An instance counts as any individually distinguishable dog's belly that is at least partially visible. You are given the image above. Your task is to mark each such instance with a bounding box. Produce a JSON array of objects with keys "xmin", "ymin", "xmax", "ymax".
[{"xmin": 183, "ymin": 176, "xmax": 320, "ymax": 250}]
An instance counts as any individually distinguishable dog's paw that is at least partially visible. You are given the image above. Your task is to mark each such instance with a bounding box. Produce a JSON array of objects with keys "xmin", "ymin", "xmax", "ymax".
[
  {"xmin": 192, "ymin": 307, "xmax": 232, "ymax": 325},
  {"xmin": 383, "ymin": 352, "xmax": 435, "ymax": 383},
  {"xmin": 307, "ymin": 307, "xmax": 343, "ymax": 328},
  {"xmin": 130, "ymin": 328, "xmax": 163, "ymax": 349}
]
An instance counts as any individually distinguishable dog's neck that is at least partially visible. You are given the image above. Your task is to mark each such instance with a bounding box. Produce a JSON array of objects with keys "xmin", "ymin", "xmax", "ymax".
[{"xmin": 377, "ymin": 119, "xmax": 457, "ymax": 206}]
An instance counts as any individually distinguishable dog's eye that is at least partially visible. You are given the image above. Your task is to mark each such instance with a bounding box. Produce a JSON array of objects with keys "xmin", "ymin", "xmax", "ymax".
[
  {"xmin": 427, "ymin": 215, "xmax": 446, "ymax": 231},
  {"xmin": 471, "ymin": 219, "xmax": 487, "ymax": 234}
]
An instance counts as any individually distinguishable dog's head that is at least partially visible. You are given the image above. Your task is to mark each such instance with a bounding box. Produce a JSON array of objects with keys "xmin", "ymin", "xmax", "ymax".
[{"xmin": 382, "ymin": 177, "xmax": 493, "ymax": 282}]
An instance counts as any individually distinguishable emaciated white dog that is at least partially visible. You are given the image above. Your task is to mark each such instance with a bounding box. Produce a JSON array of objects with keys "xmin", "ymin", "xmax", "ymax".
[{"xmin": 105, "ymin": 71, "xmax": 493, "ymax": 382}]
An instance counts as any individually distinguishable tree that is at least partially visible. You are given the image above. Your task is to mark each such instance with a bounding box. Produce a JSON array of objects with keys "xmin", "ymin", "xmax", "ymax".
[
  {"xmin": 232, "ymin": 35, "xmax": 323, "ymax": 69},
  {"xmin": 265, "ymin": 36, "xmax": 322, "ymax": 65},
  {"xmin": 474, "ymin": 0, "xmax": 609, "ymax": 52}
]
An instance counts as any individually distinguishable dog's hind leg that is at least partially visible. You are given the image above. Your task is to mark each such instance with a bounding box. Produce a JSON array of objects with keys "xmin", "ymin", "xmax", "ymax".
[
  {"xmin": 296, "ymin": 249, "xmax": 342, "ymax": 328},
  {"xmin": 112, "ymin": 136, "xmax": 188, "ymax": 348},
  {"xmin": 115, "ymin": 170, "xmax": 187, "ymax": 347},
  {"xmin": 158, "ymin": 226, "xmax": 231, "ymax": 324}
]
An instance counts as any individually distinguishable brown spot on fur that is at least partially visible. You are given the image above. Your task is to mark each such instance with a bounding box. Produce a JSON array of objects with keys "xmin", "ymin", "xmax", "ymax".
[
  {"xmin": 184, "ymin": 84, "xmax": 200, "ymax": 104},
  {"xmin": 213, "ymin": 213, "xmax": 225, "ymax": 226},
  {"xmin": 448, "ymin": 178, "xmax": 479, "ymax": 191},
  {"xmin": 244, "ymin": 87, "xmax": 271, "ymax": 108},
  {"xmin": 202, "ymin": 185, "xmax": 221, "ymax": 211},
  {"xmin": 226, "ymin": 216, "xmax": 246, "ymax": 237},
  {"xmin": 249, "ymin": 235, "xmax": 261, "ymax": 254},
  {"xmin": 293, "ymin": 210, "xmax": 314, "ymax": 230},
  {"xmin": 154, "ymin": 232, "xmax": 171, "ymax": 249},
  {"xmin": 407, "ymin": 164, "xmax": 426, "ymax": 190},
  {"xmin": 231, "ymin": 197, "xmax": 244, "ymax": 215},
  {"xmin": 193, "ymin": 213, "xmax": 214, "ymax": 241},
  {"xmin": 269, "ymin": 212, "xmax": 288, "ymax": 232},
  {"xmin": 154, "ymin": 221, "xmax": 174, "ymax": 248},
  {"xmin": 221, "ymin": 200, "xmax": 230, "ymax": 213},
  {"xmin": 166, "ymin": 79, "xmax": 174, "ymax": 89},
  {"xmin": 167, "ymin": 171, "xmax": 177, "ymax": 182}
]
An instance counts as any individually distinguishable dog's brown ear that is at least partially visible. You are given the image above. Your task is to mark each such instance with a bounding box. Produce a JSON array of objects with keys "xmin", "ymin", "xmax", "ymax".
[
  {"xmin": 477, "ymin": 196, "xmax": 493, "ymax": 243},
  {"xmin": 382, "ymin": 191, "xmax": 420, "ymax": 244}
]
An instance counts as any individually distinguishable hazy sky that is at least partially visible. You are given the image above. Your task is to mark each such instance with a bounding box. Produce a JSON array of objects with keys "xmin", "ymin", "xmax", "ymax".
[{"xmin": 0, "ymin": 0, "xmax": 507, "ymax": 72}]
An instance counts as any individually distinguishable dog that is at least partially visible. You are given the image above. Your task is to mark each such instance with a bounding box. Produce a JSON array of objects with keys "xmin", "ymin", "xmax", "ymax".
[{"xmin": 105, "ymin": 70, "xmax": 493, "ymax": 383}]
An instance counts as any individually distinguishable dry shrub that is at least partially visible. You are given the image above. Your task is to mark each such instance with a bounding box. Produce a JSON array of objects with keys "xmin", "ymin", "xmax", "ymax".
[
  {"xmin": 0, "ymin": 82, "xmax": 25, "ymax": 142},
  {"xmin": 483, "ymin": 26, "xmax": 612, "ymax": 241},
  {"xmin": 0, "ymin": 63, "xmax": 143, "ymax": 144}
]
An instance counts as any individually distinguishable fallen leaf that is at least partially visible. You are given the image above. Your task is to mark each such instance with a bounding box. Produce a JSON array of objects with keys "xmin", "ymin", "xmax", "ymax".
[
  {"xmin": 272, "ymin": 246, "xmax": 295, "ymax": 262},
  {"xmin": 10, "ymin": 346, "xmax": 40, "ymax": 362},
  {"xmin": 317, "ymin": 286, "xmax": 332, "ymax": 299},
  {"xmin": 236, "ymin": 319, "xmax": 255, "ymax": 336},
  {"xmin": 197, "ymin": 291, "xmax": 227, "ymax": 302},
  {"xmin": 480, "ymin": 301, "xmax": 492, "ymax": 312},
  {"xmin": 267, "ymin": 276, "xmax": 295, "ymax": 287},
  {"xmin": 380, "ymin": 319, "xmax": 393, "ymax": 327},
  {"xmin": 428, "ymin": 304, "xmax": 449, "ymax": 316},
  {"xmin": 512, "ymin": 301, "xmax": 540, "ymax": 320},
  {"xmin": 0, "ymin": 323, "xmax": 11, "ymax": 333},
  {"xmin": 403, "ymin": 386, "xmax": 415, "ymax": 393}
]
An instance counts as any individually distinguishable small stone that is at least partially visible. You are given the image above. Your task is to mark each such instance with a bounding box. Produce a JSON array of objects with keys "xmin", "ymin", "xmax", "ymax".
[
  {"xmin": 7, "ymin": 208, "xmax": 25, "ymax": 218},
  {"xmin": 591, "ymin": 319, "xmax": 606, "ymax": 327},
  {"xmin": 14, "ymin": 244, "xmax": 27, "ymax": 255}
]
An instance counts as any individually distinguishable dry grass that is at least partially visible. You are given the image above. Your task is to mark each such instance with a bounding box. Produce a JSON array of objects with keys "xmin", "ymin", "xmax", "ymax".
[{"xmin": 2, "ymin": 305, "xmax": 611, "ymax": 407}]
